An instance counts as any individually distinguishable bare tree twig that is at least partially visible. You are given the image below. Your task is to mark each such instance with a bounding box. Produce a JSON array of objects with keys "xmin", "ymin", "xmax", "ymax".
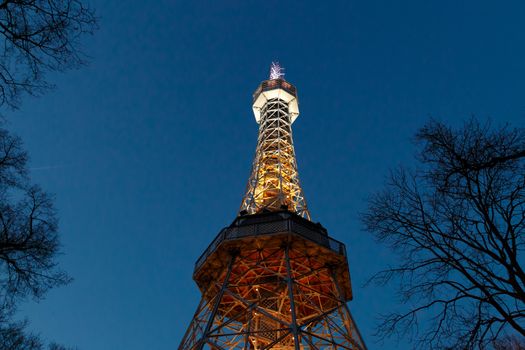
[{"xmin": 0, "ymin": 0, "xmax": 97, "ymax": 109}]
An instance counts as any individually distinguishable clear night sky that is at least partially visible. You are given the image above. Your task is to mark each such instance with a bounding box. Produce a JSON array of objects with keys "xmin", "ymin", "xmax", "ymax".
[{"xmin": 8, "ymin": 1, "xmax": 525, "ymax": 349}]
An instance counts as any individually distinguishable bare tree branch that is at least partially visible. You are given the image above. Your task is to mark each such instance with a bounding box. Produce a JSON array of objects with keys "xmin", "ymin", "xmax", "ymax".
[
  {"xmin": 0, "ymin": 126, "xmax": 70, "ymax": 349},
  {"xmin": 362, "ymin": 119, "xmax": 525, "ymax": 349},
  {"xmin": 0, "ymin": 0, "xmax": 97, "ymax": 109}
]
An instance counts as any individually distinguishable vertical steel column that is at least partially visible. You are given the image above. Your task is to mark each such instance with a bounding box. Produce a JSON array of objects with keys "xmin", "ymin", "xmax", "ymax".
[
  {"xmin": 196, "ymin": 254, "xmax": 237, "ymax": 350},
  {"xmin": 243, "ymin": 308, "xmax": 252, "ymax": 350},
  {"xmin": 277, "ymin": 100, "xmax": 285, "ymax": 201},
  {"xmin": 329, "ymin": 269, "xmax": 367, "ymax": 350},
  {"xmin": 178, "ymin": 297, "xmax": 208, "ymax": 350},
  {"xmin": 284, "ymin": 244, "xmax": 301, "ymax": 350}
]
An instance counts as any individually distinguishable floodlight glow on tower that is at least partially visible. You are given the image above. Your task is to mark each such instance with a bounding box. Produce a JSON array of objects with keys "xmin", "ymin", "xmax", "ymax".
[
  {"xmin": 179, "ymin": 64, "xmax": 366, "ymax": 350},
  {"xmin": 240, "ymin": 63, "xmax": 307, "ymax": 219}
]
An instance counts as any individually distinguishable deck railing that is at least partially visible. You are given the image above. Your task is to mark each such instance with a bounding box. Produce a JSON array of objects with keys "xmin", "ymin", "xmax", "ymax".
[
  {"xmin": 253, "ymin": 79, "xmax": 297, "ymax": 102},
  {"xmin": 194, "ymin": 212, "xmax": 346, "ymax": 272}
]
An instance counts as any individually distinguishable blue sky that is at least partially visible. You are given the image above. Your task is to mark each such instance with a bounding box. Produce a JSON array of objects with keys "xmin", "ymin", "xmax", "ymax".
[{"xmin": 7, "ymin": 1, "xmax": 525, "ymax": 349}]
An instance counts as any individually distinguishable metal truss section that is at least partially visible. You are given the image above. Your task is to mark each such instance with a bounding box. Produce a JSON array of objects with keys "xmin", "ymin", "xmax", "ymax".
[
  {"xmin": 179, "ymin": 242, "xmax": 366, "ymax": 350},
  {"xmin": 240, "ymin": 90, "xmax": 310, "ymax": 220}
]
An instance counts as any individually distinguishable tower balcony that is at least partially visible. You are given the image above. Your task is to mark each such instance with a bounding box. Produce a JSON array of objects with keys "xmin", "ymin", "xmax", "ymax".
[
  {"xmin": 253, "ymin": 79, "xmax": 297, "ymax": 102},
  {"xmin": 252, "ymin": 79, "xmax": 299, "ymax": 124},
  {"xmin": 193, "ymin": 211, "xmax": 353, "ymax": 302},
  {"xmin": 194, "ymin": 211, "xmax": 346, "ymax": 272}
]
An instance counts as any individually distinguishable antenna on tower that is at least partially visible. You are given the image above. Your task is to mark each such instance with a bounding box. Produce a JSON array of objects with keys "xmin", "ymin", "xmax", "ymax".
[{"xmin": 269, "ymin": 61, "xmax": 285, "ymax": 80}]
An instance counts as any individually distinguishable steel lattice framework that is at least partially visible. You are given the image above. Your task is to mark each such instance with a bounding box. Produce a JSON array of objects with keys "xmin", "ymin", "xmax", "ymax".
[
  {"xmin": 240, "ymin": 75, "xmax": 310, "ymax": 220},
  {"xmin": 179, "ymin": 66, "xmax": 366, "ymax": 350}
]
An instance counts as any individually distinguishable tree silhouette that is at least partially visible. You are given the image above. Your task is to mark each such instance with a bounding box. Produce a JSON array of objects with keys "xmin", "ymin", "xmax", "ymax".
[
  {"xmin": 362, "ymin": 119, "xmax": 525, "ymax": 349},
  {"xmin": 0, "ymin": 1, "xmax": 96, "ymax": 348},
  {"xmin": 0, "ymin": 319, "xmax": 77, "ymax": 349},
  {"xmin": 0, "ymin": 127, "xmax": 71, "ymax": 348},
  {"xmin": 0, "ymin": 0, "xmax": 97, "ymax": 108}
]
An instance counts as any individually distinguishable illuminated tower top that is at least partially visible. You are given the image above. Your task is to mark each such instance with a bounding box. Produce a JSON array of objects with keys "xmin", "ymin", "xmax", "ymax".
[{"xmin": 240, "ymin": 62, "xmax": 310, "ymax": 220}]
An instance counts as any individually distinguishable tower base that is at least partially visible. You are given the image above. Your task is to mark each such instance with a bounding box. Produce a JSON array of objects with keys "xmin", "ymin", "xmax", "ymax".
[{"xmin": 179, "ymin": 212, "xmax": 366, "ymax": 350}]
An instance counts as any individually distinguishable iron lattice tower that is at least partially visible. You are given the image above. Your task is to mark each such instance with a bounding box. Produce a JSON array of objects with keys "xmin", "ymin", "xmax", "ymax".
[
  {"xmin": 179, "ymin": 63, "xmax": 366, "ymax": 350},
  {"xmin": 240, "ymin": 63, "xmax": 309, "ymax": 220}
]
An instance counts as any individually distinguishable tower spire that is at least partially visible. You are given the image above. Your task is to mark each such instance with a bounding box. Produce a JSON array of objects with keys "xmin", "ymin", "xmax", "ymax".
[{"xmin": 240, "ymin": 63, "xmax": 310, "ymax": 219}]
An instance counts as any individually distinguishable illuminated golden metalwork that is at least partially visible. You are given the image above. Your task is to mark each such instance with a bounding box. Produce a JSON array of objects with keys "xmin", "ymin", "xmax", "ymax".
[
  {"xmin": 179, "ymin": 65, "xmax": 366, "ymax": 350},
  {"xmin": 240, "ymin": 71, "xmax": 309, "ymax": 219}
]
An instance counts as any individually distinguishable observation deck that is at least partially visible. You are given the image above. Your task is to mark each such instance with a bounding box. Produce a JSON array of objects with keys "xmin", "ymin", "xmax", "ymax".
[
  {"xmin": 193, "ymin": 210, "xmax": 353, "ymax": 301},
  {"xmin": 252, "ymin": 79, "xmax": 300, "ymax": 124},
  {"xmin": 252, "ymin": 79, "xmax": 297, "ymax": 102}
]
